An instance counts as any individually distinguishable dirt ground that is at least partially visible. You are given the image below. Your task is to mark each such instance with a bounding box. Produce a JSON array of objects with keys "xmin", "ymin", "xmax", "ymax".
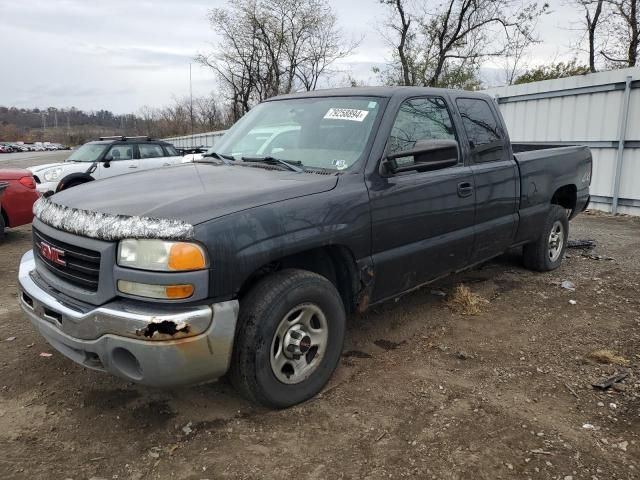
[{"xmin": 1, "ymin": 212, "xmax": 639, "ymax": 480}]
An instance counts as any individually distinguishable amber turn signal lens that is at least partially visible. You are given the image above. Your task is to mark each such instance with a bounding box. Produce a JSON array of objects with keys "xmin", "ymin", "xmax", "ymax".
[
  {"xmin": 165, "ymin": 284, "xmax": 195, "ymax": 299},
  {"xmin": 118, "ymin": 280, "xmax": 195, "ymax": 299},
  {"xmin": 168, "ymin": 243, "xmax": 207, "ymax": 271}
]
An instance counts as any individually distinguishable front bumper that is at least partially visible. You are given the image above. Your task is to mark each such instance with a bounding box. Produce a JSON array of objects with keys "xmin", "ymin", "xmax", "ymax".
[{"xmin": 18, "ymin": 250, "xmax": 239, "ymax": 387}]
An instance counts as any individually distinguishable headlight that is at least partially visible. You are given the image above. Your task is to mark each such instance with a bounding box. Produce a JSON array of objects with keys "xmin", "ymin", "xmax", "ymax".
[
  {"xmin": 43, "ymin": 167, "xmax": 63, "ymax": 182},
  {"xmin": 117, "ymin": 239, "xmax": 208, "ymax": 271}
]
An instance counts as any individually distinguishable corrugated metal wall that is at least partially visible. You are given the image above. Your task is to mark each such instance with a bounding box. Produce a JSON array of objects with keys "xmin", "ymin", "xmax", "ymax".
[
  {"xmin": 485, "ymin": 67, "xmax": 640, "ymax": 215},
  {"xmin": 163, "ymin": 130, "xmax": 227, "ymax": 149}
]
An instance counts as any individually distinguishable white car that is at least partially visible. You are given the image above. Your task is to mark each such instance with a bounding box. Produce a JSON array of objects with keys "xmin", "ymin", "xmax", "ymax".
[{"xmin": 29, "ymin": 136, "xmax": 183, "ymax": 195}]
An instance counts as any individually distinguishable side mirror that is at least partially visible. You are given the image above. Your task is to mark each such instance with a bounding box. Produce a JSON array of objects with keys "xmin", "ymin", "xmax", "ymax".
[
  {"xmin": 103, "ymin": 159, "xmax": 111, "ymax": 168},
  {"xmin": 383, "ymin": 139, "xmax": 459, "ymax": 175}
]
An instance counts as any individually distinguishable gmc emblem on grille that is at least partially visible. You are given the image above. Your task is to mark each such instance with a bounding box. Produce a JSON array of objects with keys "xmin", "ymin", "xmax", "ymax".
[{"xmin": 38, "ymin": 241, "xmax": 66, "ymax": 267}]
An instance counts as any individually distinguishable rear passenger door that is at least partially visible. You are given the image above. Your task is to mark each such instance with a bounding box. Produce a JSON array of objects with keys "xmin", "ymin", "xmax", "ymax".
[
  {"xmin": 454, "ymin": 97, "xmax": 518, "ymax": 263},
  {"xmin": 138, "ymin": 143, "xmax": 174, "ymax": 170},
  {"xmin": 368, "ymin": 96, "xmax": 476, "ymax": 302}
]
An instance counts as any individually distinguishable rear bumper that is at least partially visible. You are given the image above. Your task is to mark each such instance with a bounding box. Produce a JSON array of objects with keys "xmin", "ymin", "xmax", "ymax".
[{"xmin": 18, "ymin": 250, "xmax": 239, "ymax": 387}]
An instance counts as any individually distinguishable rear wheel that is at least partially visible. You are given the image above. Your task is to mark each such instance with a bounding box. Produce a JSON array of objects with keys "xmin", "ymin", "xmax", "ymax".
[
  {"xmin": 0, "ymin": 213, "xmax": 5, "ymax": 242},
  {"xmin": 230, "ymin": 269, "xmax": 346, "ymax": 408},
  {"xmin": 523, "ymin": 205, "xmax": 569, "ymax": 271}
]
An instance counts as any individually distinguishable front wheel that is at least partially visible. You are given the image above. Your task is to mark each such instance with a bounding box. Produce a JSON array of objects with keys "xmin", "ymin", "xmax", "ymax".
[
  {"xmin": 523, "ymin": 205, "xmax": 569, "ymax": 271},
  {"xmin": 230, "ymin": 269, "xmax": 346, "ymax": 408}
]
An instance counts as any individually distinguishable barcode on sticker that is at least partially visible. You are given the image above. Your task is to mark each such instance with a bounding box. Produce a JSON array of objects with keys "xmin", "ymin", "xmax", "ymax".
[{"xmin": 324, "ymin": 108, "xmax": 369, "ymax": 122}]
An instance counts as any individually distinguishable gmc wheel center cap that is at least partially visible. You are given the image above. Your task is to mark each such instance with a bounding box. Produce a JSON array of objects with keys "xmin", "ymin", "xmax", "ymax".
[{"xmin": 284, "ymin": 327, "xmax": 312, "ymax": 357}]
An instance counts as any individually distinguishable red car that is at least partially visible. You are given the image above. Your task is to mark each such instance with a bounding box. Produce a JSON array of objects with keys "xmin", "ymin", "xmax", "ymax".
[{"xmin": 0, "ymin": 169, "xmax": 40, "ymax": 241}]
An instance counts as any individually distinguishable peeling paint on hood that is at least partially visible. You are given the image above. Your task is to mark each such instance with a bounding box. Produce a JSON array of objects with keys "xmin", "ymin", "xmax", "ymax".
[{"xmin": 33, "ymin": 197, "xmax": 195, "ymax": 241}]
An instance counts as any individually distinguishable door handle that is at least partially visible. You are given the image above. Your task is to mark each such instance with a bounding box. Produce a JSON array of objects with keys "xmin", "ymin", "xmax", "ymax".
[
  {"xmin": 457, "ymin": 181, "xmax": 474, "ymax": 198},
  {"xmin": 128, "ymin": 165, "xmax": 138, "ymax": 169},
  {"xmin": 163, "ymin": 163, "xmax": 171, "ymax": 166}
]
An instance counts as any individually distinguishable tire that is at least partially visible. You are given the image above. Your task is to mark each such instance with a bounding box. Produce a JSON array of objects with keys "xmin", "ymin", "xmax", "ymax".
[
  {"xmin": 0, "ymin": 213, "xmax": 5, "ymax": 242},
  {"xmin": 523, "ymin": 205, "xmax": 569, "ymax": 272},
  {"xmin": 230, "ymin": 268, "xmax": 346, "ymax": 408}
]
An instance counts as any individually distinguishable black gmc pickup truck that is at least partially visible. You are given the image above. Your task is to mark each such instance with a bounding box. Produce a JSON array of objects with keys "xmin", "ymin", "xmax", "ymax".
[{"xmin": 19, "ymin": 87, "xmax": 591, "ymax": 408}]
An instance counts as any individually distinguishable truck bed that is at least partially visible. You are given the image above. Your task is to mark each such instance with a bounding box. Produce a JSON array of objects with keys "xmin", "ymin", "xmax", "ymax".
[{"xmin": 512, "ymin": 144, "xmax": 592, "ymax": 244}]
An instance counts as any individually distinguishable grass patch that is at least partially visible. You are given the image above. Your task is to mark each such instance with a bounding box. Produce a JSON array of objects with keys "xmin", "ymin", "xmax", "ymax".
[
  {"xmin": 587, "ymin": 349, "xmax": 630, "ymax": 366},
  {"xmin": 447, "ymin": 284, "xmax": 488, "ymax": 315}
]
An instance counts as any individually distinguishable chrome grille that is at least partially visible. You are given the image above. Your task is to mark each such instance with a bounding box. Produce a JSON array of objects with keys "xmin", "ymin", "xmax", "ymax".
[{"xmin": 33, "ymin": 228, "xmax": 101, "ymax": 292}]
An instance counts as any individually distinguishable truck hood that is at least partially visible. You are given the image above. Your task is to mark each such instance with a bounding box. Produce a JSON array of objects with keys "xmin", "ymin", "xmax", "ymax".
[{"xmin": 50, "ymin": 162, "xmax": 338, "ymax": 225}]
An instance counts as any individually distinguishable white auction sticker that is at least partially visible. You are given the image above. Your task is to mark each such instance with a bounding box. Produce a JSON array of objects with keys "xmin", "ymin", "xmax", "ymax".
[{"xmin": 324, "ymin": 108, "xmax": 369, "ymax": 122}]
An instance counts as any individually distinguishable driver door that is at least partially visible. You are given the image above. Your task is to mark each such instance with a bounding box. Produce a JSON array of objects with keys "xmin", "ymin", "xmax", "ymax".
[
  {"xmin": 367, "ymin": 96, "xmax": 476, "ymax": 302},
  {"xmin": 97, "ymin": 144, "xmax": 139, "ymax": 179}
]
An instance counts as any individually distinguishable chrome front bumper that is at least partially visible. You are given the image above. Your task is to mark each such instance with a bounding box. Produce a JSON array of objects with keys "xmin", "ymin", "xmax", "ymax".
[{"xmin": 18, "ymin": 250, "xmax": 239, "ymax": 387}]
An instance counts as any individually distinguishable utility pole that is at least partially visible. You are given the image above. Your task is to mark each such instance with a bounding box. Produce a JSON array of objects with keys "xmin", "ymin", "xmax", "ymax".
[{"xmin": 190, "ymin": 63, "xmax": 194, "ymax": 147}]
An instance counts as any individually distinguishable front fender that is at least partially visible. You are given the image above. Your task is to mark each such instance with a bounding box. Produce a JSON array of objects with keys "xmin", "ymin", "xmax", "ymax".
[{"xmin": 56, "ymin": 173, "xmax": 95, "ymax": 192}]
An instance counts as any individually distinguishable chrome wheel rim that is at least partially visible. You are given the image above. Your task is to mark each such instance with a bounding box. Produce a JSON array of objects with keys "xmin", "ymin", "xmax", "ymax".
[
  {"xmin": 270, "ymin": 303, "xmax": 329, "ymax": 385},
  {"xmin": 548, "ymin": 220, "xmax": 564, "ymax": 262}
]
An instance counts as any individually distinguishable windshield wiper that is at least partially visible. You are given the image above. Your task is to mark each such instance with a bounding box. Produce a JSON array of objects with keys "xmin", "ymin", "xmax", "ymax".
[
  {"xmin": 201, "ymin": 151, "xmax": 235, "ymax": 164},
  {"xmin": 241, "ymin": 156, "xmax": 304, "ymax": 173}
]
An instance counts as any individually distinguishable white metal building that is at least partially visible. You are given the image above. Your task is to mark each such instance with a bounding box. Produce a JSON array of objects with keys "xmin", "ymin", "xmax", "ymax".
[
  {"xmin": 163, "ymin": 130, "xmax": 226, "ymax": 149},
  {"xmin": 485, "ymin": 67, "xmax": 640, "ymax": 215}
]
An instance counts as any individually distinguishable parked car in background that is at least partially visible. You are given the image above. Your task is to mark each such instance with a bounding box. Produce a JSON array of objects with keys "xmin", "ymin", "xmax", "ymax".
[
  {"xmin": 0, "ymin": 183, "xmax": 7, "ymax": 229},
  {"xmin": 28, "ymin": 136, "xmax": 183, "ymax": 195},
  {"xmin": 0, "ymin": 169, "xmax": 39, "ymax": 241},
  {"xmin": 178, "ymin": 146, "xmax": 210, "ymax": 163},
  {"xmin": 0, "ymin": 145, "xmax": 11, "ymax": 153},
  {"xmin": 8, "ymin": 144, "xmax": 28, "ymax": 152},
  {"xmin": 18, "ymin": 87, "xmax": 591, "ymax": 408}
]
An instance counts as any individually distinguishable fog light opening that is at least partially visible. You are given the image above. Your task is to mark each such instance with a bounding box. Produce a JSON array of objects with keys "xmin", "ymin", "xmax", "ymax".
[
  {"xmin": 22, "ymin": 292, "xmax": 34, "ymax": 309},
  {"xmin": 111, "ymin": 347, "xmax": 143, "ymax": 381}
]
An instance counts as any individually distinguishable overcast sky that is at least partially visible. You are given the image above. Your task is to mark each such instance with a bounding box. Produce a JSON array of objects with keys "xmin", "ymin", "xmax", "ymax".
[{"xmin": 0, "ymin": 0, "xmax": 581, "ymax": 114}]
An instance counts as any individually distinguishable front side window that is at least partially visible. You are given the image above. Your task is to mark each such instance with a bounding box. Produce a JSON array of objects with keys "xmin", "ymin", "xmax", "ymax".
[
  {"xmin": 105, "ymin": 145, "xmax": 133, "ymax": 161},
  {"xmin": 139, "ymin": 144, "xmax": 165, "ymax": 159},
  {"xmin": 206, "ymin": 96, "xmax": 382, "ymax": 171},
  {"xmin": 387, "ymin": 97, "xmax": 457, "ymax": 170},
  {"xmin": 456, "ymin": 98, "xmax": 504, "ymax": 163}
]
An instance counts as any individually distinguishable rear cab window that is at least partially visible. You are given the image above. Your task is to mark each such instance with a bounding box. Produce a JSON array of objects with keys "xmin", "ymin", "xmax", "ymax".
[{"xmin": 455, "ymin": 98, "xmax": 505, "ymax": 163}]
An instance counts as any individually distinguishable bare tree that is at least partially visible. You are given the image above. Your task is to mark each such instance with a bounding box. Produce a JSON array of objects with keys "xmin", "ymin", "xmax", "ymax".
[
  {"xmin": 379, "ymin": 0, "xmax": 548, "ymax": 88},
  {"xmin": 601, "ymin": 0, "xmax": 638, "ymax": 67},
  {"xmin": 566, "ymin": 1, "xmax": 605, "ymax": 72},
  {"xmin": 380, "ymin": 0, "xmax": 415, "ymax": 86},
  {"xmin": 196, "ymin": 0, "xmax": 355, "ymax": 121}
]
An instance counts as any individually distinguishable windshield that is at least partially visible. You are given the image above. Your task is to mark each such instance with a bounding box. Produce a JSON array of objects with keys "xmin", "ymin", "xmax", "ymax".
[
  {"xmin": 207, "ymin": 97, "xmax": 383, "ymax": 171},
  {"xmin": 66, "ymin": 143, "xmax": 108, "ymax": 162}
]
